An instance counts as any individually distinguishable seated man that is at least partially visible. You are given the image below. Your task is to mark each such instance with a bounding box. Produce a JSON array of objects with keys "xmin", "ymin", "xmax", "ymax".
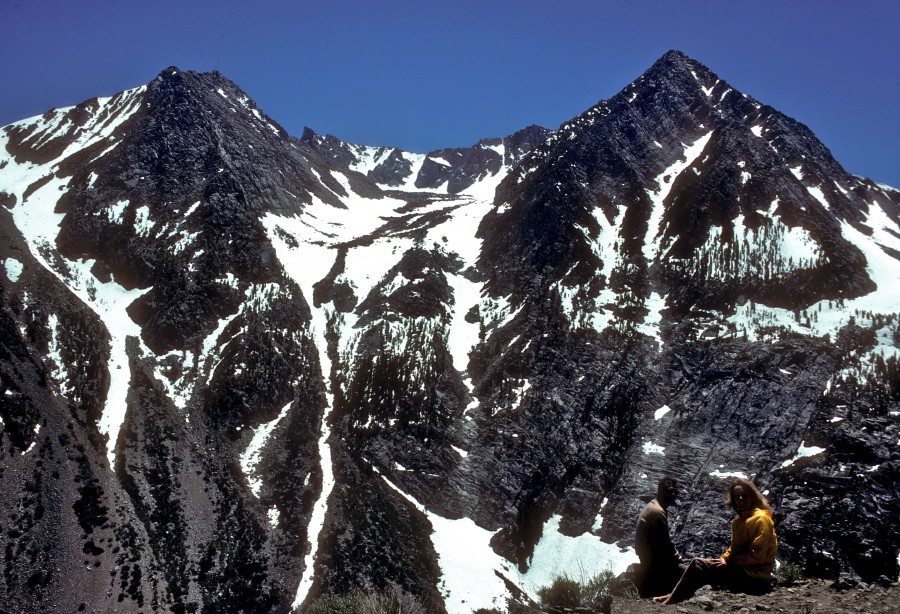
[{"xmin": 634, "ymin": 477, "xmax": 687, "ymax": 597}]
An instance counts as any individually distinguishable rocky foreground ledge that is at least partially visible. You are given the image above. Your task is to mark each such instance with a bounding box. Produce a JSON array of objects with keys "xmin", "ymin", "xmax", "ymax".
[{"xmin": 609, "ymin": 579, "xmax": 898, "ymax": 614}]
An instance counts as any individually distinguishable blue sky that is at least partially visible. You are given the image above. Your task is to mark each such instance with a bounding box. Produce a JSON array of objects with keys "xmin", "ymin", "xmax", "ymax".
[{"xmin": 2, "ymin": 0, "xmax": 898, "ymax": 186}]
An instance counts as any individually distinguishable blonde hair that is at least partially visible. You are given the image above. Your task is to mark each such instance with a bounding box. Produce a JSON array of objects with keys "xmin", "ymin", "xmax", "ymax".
[{"xmin": 725, "ymin": 478, "xmax": 770, "ymax": 511}]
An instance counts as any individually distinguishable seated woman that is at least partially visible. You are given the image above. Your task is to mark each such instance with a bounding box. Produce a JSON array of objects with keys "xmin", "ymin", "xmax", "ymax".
[{"xmin": 655, "ymin": 479, "xmax": 777, "ymax": 604}]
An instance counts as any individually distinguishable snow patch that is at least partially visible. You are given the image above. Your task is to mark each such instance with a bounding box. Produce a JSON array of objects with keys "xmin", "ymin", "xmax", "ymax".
[
  {"xmin": 709, "ymin": 469, "xmax": 749, "ymax": 480},
  {"xmin": 134, "ymin": 205, "xmax": 154, "ymax": 236},
  {"xmin": 107, "ymin": 200, "xmax": 129, "ymax": 223},
  {"xmin": 563, "ymin": 205, "xmax": 626, "ymax": 333},
  {"xmin": 644, "ymin": 131, "xmax": 714, "ymax": 263},
  {"xmin": 642, "ymin": 441, "xmax": 665, "ymax": 455},
  {"xmin": 240, "ymin": 401, "xmax": 292, "ymax": 497},
  {"xmin": 806, "ymin": 185, "xmax": 830, "ymax": 211},
  {"xmin": 591, "ymin": 498, "xmax": 609, "ymax": 532},
  {"xmin": 654, "ymin": 405, "xmax": 672, "ymax": 420},
  {"xmin": 636, "ymin": 291, "xmax": 667, "ymax": 345},
  {"xmin": 183, "ymin": 200, "xmax": 202, "ymax": 218},
  {"xmin": 4, "ymin": 258, "xmax": 23, "ymax": 282},
  {"xmin": 45, "ymin": 313, "xmax": 71, "ymax": 397},
  {"xmin": 780, "ymin": 442, "xmax": 827, "ymax": 468}
]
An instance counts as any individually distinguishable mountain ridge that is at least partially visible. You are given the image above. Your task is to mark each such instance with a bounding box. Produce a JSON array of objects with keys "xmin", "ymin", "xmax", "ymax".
[{"xmin": 1, "ymin": 51, "xmax": 898, "ymax": 614}]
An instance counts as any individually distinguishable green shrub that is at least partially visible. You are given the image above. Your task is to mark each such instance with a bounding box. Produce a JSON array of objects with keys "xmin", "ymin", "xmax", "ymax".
[
  {"xmin": 306, "ymin": 585, "xmax": 428, "ymax": 614},
  {"xmin": 581, "ymin": 567, "xmax": 616, "ymax": 605},
  {"xmin": 356, "ymin": 584, "xmax": 428, "ymax": 614},
  {"xmin": 773, "ymin": 561, "xmax": 805, "ymax": 587},
  {"xmin": 537, "ymin": 574, "xmax": 582, "ymax": 608},
  {"xmin": 536, "ymin": 566, "xmax": 616, "ymax": 610},
  {"xmin": 305, "ymin": 593, "xmax": 359, "ymax": 614}
]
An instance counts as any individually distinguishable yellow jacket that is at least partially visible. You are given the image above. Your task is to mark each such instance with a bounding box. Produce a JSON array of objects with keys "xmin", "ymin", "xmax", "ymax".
[{"xmin": 721, "ymin": 507, "xmax": 777, "ymax": 579}]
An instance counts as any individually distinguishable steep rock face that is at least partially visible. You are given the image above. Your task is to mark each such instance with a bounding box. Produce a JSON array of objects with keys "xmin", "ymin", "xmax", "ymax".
[{"xmin": 1, "ymin": 52, "xmax": 898, "ymax": 614}]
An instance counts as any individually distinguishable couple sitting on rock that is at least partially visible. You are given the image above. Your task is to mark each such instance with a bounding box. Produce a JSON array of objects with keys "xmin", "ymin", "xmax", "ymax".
[{"xmin": 634, "ymin": 477, "xmax": 777, "ymax": 604}]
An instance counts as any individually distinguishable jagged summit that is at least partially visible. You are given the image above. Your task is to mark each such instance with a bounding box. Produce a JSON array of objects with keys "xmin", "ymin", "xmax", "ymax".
[{"xmin": 647, "ymin": 49, "xmax": 709, "ymax": 73}]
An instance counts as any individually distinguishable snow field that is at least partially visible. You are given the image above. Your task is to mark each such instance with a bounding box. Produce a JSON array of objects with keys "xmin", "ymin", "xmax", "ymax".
[
  {"xmin": 344, "ymin": 239, "xmax": 415, "ymax": 310},
  {"xmin": 421, "ymin": 193, "xmax": 495, "ymax": 393},
  {"xmin": 556, "ymin": 207, "xmax": 625, "ymax": 333},
  {"xmin": 522, "ymin": 515, "xmax": 636, "ymax": 599},
  {"xmin": 683, "ymin": 212, "xmax": 822, "ymax": 283},
  {"xmin": 392, "ymin": 151, "xmax": 429, "ymax": 190},
  {"xmin": 6, "ymin": 85, "xmax": 145, "ymax": 165},
  {"xmin": 267, "ymin": 159, "xmax": 525, "ymax": 610},
  {"xmin": 376, "ymin": 473, "xmax": 514, "ymax": 614},
  {"xmin": 343, "ymin": 142, "xmax": 429, "ymax": 192},
  {"xmin": 9, "ymin": 91, "xmax": 897, "ymax": 610},
  {"xmin": 444, "ymin": 272, "xmax": 482, "ymax": 375},
  {"xmin": 379, "ymin": 474, "xmax": 634, "ymax": 614},
  {"xmin": 345, "ymin": 143, "xmax": 391, "ymax": 175},
  {"xmin": 52, "ymin": 253, "xmax": 148, "ymax": 466}
]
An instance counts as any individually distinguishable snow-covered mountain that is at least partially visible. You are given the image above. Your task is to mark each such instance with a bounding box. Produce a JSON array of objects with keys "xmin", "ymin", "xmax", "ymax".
[{"xmin": 0, "ymin": 51, "xmax": 898, "ymax": 613}]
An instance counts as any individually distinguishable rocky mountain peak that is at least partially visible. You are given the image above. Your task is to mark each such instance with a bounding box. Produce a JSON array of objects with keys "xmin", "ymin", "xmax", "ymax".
[{"xmin": 486, "ymin": 49, "xmax": 886, "ymax": 313}]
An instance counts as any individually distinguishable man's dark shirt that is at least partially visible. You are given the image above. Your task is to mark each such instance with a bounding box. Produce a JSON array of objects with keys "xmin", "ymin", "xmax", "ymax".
[{"xmin": 635, "ymin": 498, "xmax": 683, "ymax": 570}]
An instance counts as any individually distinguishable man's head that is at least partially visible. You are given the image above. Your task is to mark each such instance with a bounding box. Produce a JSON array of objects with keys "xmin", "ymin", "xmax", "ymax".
[{"xmin": 656, "ymin": 477, "xmax": 679, "ymax": 507}]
